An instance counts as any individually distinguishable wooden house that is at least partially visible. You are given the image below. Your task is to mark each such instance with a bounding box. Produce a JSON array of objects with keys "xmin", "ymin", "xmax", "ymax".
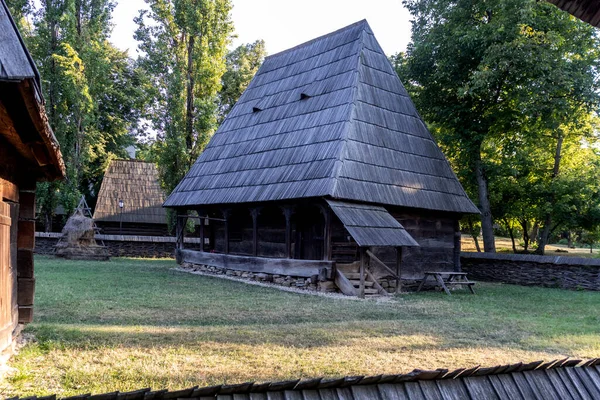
[
  {"xmin": 164, "ymin": 20, "xmax": 479, "ymax": 296},
  {"xmin": 0, "ymin": 0, "xmax": 65, "ymax": 360},
  {"xmin": 93, "ymin": 159, "xmax": 168, "ymax": 236}
]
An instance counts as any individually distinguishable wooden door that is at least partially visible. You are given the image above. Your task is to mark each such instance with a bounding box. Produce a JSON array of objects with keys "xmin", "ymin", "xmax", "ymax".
[{"xmin": 0, "ymin": 201, "xmax": 13, "ymax": 353}]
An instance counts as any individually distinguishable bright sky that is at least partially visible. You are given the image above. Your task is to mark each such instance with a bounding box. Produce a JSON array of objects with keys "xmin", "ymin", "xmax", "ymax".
[{"xmin": 110, "ymin": 0, "xmax": 413, "ymax": 57}]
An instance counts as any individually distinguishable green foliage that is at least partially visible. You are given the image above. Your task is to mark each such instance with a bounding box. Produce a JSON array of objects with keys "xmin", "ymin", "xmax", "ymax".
[
  {"xmin": 135, "ymin": 0, "xmax": 234, "ymax": 194},
  {"xmin": 17, "ymin": 0, "xmax": 144, "ymax": 226},
  {"xmin": 218, "ymin": 40, "xmax": 266, "ymax": 122},
  {"xmin": 398, "ymin": 0, "xmax": 600, "ymax": 252}
]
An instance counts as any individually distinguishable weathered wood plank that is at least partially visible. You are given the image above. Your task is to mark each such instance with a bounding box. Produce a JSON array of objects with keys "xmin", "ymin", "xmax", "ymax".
[
  {"xmin": 555, "ymin": 367, "xmax": 592, "ymax": 400},
  {"xmin": 417, "ymin": 381, "xmax": 443, "ymax": 400},
  {"xmin": 524, "ymin": 370, "xmax": 561, "ymax": 400},
  {"xmin": 365, "ymin": 267, "xmax": 389, "ymax": 296},
  {"xmin": 462, "ymin": 376, "xmax": 500, "ymax": 400},
  {"xmin": 377, "ymin": 383, "xmax": 410, "ymax": 400},
  {"xmin": 366, "ymin": 249, "xmax": 398, "ymax": 279},
  {"xmin": 494, "ymin": 374, "xmax": 526, "ymax": 400},
  {"xmin": 435, "ymin": 379, "xmax": 471, "ymax": 400},
  {"xmin": 403, "ymin": 382, "xmax": 425, "ymax": 400},
  {"xmin": 511, "ymin": 372, "xmax": 541, "ymax": 400},
  {"xmin": 351, "ymin": 385, "xmax": 382, "ymax": 400},
  {"xmin": 544, "ymin": 369, "xmax": 577, "ymax": 400},
  {"xmin": 180, "ymin": 250, "xmax": 332, "ymax": 279},
  {"xmin": 335, "ymin": 269, "xmax": 358, "ymax": 296},
  {"xmin": 572, "ymin": 367, "xmax": 600, "ymax": 398},
  {"xmin": 0, "ymin": 178, "xmax": 18, "ymax": 202}
]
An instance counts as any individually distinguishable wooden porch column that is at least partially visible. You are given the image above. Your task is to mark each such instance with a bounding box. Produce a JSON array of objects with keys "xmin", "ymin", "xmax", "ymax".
[
  {"xmin": 453, "ymin": 220, "xmax": 461, "ymax": 272},
  {"xmin": 359, "ymin": 247, "xmax": 366, "ymax": 299},
  {"xmin": 176, "ymin": 213, "xmax": 186, "ymax": 251},
  {"xmin": 199, "ymin": 215, "xmax": 205, "ymax": 252},
  {"xmin": 250, "ymin": 208, "xmax": 261, "ymax": 257},
  {"xmin": 396, "ymin": 247, "xmax": 403, "ymax": 294},
  {"xmin": 281, "ymin": 206, "xmax": 294, "ymax": 259},
  {"xmin": 222, "ymin": 209, "xmax": 230, "ymax": 254},
  {"xmin": 318, "ymin": 204, "xmax": 332, "ymax": 261}
]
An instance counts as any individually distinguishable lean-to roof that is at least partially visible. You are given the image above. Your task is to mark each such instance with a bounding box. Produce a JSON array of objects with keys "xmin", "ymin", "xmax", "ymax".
[
  {"xmin": 93, "ymin": 160, "xmax": 167, "ymax": 225},
  {"xmin": 164, "ymin": 20, "xmax": 478, "ymax": 214}
]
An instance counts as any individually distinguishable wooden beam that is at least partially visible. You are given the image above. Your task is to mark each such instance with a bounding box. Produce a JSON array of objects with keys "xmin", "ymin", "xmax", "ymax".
[
  {"xmin": 334, "ymin": 269, "xmax": 358, "ymax": 296},
  {"xmin": 396, "ymin": 247, "xmax": 403, "ymax": 294},
  {"xmin": 318, "ymin": 204, "xmax": 332, "ymax": 261},
  {"xmin": 179, "ymin": 250, "xmax": 332, "ymax": 279},
  {"xmin": 359, "ymin": 248, "xmax": 366, "ymax": 299},
  {"xmin": 366, "ymin": 249, "xmax": 399, "ymax": 279},
  {"xmin": 199, "ymin": 216, "xmax": 205, "ymax": 252},
  {"xmin": 221, "ymin": 209, "xmax": 230, "ymax": 254},
  {"xmin": 453, "ymin": 220, "xmax": 461, "ymax": 272},
  {"xmin": 281, "ymin": 206, "xmax": 294, "ymax": 259},
  {"xmin": 0, "ymin": 178, "xmax": 18, "ymax": 203},
  {"xmin": 365, "ymin": 267, "xmax": 389, "ymax": 296},
  {"xmin": 250, "ymin": 208, "xmax": 261, "ymax": 257}
]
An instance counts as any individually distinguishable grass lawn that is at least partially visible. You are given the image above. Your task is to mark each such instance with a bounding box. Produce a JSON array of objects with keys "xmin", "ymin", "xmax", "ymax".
[{"xmin": 1, "ymin": 256, "xmax": 599, "ymax": 397}]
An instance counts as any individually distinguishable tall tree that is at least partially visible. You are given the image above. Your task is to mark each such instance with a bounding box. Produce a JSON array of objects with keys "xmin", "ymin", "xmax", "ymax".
[
  {"xmin": 218, "ymin": 40, "xmax": 266, "ymax": 122},
  {"xmin": 397, "ymin": 0, "xmax": 600, "ymax": 252},
  {"xmin": 25, "ymin": 0, "xmax": 144, "ymax": 228},
  {"xmin": 135, "ymin": 0, "xmax": 234, "ymax": 194}
]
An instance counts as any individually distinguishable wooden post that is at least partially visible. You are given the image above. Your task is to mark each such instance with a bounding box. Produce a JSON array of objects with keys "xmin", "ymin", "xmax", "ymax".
[
  {"xmin": 396, "ymin": 246, "xmax": 403, "ymax": 294},
  {"xmin": 282, "ymin": 206, "xmax": 294, "ymax": 259},
  {"xmin": 222, "ymin": 209, "xmax": 230, "ymax": 254},
  {"xmin": 453, "ymin": 219, "xmax": 462, "ymax": 272},
  {"xmin": 318, "ymin": 204, "xmax": 332, "ymax": 261},
  {"xmin": 176, "ymin": 214, "xmax": 186, "ymax": 251},
  {"xmin": 199, "ymin": 215, "xmax": 205, "ymax": 252},
  {"xmin": 359, "ymin": 247, "xmax": 366, "ymax": 299},
  {"xmin": 250, "ymin": 208, "xmax": 261, "ymax": 257}
]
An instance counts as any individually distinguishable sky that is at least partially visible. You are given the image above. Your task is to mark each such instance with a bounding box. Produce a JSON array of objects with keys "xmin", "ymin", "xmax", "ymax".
[{"xmin": 110, "ymin": 0, "xmax": 413, "ymax": 57}]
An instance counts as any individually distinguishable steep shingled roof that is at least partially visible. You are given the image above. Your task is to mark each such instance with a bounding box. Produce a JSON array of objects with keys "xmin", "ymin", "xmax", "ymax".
[
  {"xmin": 93, "ymin": 160, "xmax": 167, "ymax": 225},
  {"xmin": 164, "ymin": 20, "xmax": 478, "ymax": 215},
  {"xmin": 9, "ymin": 359, "xmax": 600, "ymax": 400},
  {"xmin": 0, "ymin": 0, "xmax": 65, "ymax": 180}
]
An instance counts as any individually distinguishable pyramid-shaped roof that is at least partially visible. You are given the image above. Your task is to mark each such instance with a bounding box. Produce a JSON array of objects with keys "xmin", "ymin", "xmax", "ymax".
[{"xmin": 164, "ymin": 20, "xmax": 478, "ymax": 214}]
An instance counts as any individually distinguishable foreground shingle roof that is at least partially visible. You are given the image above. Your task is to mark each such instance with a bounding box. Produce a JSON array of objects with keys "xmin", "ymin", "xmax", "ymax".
[
  {"xmin": 9, "ymin": 359, "xmax": 600, "ymax": 400},
  {"xmin": 164, "ymin": 20, "xmax": 479, "ymax": 214},
  {"xmin": 547, "ymin": 0, "xmax": 600, "ymax": 27},
  {"xmin": 93, "ymin": 160, "xmax": 167, "ymax": 225}
]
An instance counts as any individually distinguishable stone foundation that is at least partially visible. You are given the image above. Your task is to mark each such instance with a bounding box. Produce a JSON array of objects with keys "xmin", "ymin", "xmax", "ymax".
[{"xmin": 180, "ymin": 262, "xmax": 334, "ymax": 292}]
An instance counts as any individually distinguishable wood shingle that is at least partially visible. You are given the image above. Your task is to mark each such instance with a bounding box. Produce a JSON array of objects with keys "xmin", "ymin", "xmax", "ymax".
[{"xmin": 164, "ymin": 20, "xmax": 478, "ymax": 215}]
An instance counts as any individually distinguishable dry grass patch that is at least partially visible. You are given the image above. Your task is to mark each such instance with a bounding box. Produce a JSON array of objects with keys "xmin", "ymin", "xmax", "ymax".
[{"xmin": 1, "ymin": 256, "xmax": 598, "ymax": 397}]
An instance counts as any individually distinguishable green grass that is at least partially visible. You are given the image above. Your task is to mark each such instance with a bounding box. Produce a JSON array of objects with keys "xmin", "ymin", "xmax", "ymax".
[{"xmin": 1, "ymin": 256, "xmax": 599, "ymax": 397}]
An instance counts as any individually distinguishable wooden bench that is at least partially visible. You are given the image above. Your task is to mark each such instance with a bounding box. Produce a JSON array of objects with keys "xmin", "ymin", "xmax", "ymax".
[{"xmin": 416, "ymin": 272, "xmax": 475, "ymax": 295}]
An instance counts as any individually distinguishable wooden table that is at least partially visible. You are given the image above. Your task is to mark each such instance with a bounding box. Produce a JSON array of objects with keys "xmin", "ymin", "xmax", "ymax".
[{"xmin": 416, "ymin": 272, "xmax": 475, "ymax": 295}]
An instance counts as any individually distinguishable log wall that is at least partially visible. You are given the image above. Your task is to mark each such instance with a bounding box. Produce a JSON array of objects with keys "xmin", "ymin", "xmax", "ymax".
[{"xmin": 461, "ymin": 252, "xmax": 600, "ymax": 291}]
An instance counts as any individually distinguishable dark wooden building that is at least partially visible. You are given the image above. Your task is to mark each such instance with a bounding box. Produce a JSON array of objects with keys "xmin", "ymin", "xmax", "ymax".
[
  {"xmin": 0, "ymin": 0, "xmax": 65, "ymax": 360},
  {"xmin": 93, "ymin": 159, "xmax": 168, "ymax": 236},
  {"xmin": 164, "ymin": 20, "xmax": 479, "ymax": 296}
]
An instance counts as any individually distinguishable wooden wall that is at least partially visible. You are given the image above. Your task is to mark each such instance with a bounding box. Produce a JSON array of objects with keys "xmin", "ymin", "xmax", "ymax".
[{"xmin": 0, "ymin": 139, "xmax": 37, "ymax": 360}]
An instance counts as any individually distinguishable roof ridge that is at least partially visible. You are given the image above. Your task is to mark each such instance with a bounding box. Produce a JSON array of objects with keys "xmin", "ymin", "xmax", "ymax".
[
  {"xmin": 266, "ymin": 19, "xmax": 369, "ymax": 60},
  {"xmin": 331, "ymin": 26, "xmax": 369, "ymax": 198}
]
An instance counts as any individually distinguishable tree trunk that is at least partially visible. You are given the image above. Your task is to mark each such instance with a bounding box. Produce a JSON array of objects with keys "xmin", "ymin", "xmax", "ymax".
[
  {"xmin": 530, "ymin": 222, "xmax": 539, "ymax": 246},
  {"xmin": 536, "ymin": 134, "xmax": 564, "ymax": 255},
  {"xmin": 185, "ymin": 34, "xmax": 196, "ymax": 152},
  {"xmin": 505, "ymin": 218, "xmax": 517, "ymax": 253},
  {"xmin": 567, "ymin": 231, "xmax": 573, "ymax": 248},
  {"xmin": 519, "ymin": 219, "xmax": 529, "ymax": 252},
  {"xmin": 467, "ymin": 218, "xmax": 481, "ymax": 252},
  {"xmin": 475, "ymin": 157, "xmax": 496, "ymax": 252}
]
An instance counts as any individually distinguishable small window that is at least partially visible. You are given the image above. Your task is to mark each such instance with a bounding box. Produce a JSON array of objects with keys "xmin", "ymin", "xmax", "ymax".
[
  {"xmin": 252, "ymin": 106, "xmax": 262, "ymax": 113},
  {"xmin": 300, "ymin": 93, "xmax": 311, "ymax": 100}
]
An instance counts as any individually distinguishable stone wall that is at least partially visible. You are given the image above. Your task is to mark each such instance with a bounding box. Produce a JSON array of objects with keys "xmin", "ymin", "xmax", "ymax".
[
  {"xmin": 180, "ymin": 262, "xmax": 336, "ymax": 293},
  {"xmin": 35, "ymin": 233, "xmax": 202, "ymax": 259},
  {"xmin": 461, "ymin": 252, "xmax": 600, "ymax": 291}
]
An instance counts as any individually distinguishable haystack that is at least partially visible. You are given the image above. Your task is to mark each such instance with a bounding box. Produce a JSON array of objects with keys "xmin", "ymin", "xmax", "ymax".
[{"xmin": 55, "ymin": 209, "xmax": 110, "ymax": 260}]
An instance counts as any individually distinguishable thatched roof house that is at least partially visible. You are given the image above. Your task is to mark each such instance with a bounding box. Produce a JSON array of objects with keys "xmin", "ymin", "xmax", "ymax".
[
  {"xmin": 0, "ymin": 0, "xmax": 64, "ymax": 361},
  {"xmin": 94, "ymin": 159, "xmax": 168, "ymax": 236},
  {"xmin": 164, "ymin": 20, "xmax": 478, "ymax": 297}
]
